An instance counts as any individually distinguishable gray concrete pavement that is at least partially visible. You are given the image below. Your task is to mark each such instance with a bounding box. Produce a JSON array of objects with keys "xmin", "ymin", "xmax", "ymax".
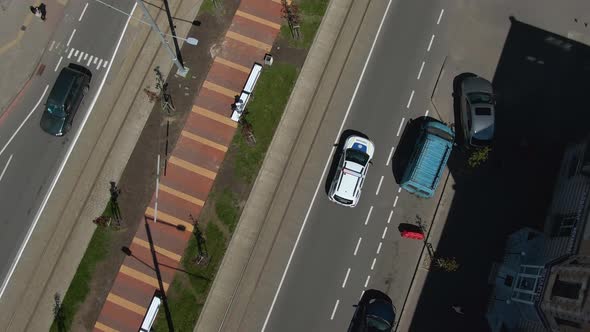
[{"xmin": 0, "ymin": 0, "xmax": 203, "ymax": 329}]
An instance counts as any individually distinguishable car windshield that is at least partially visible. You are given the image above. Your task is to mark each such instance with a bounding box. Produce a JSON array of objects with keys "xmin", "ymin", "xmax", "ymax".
[
  {"xmin": 471, "ymin": 137, "xmax": 492, "ymax": 146},
  {"xmin": 366, "ymin": 315, "xmax": 392, "ymax": 331},
  {"xmin": 333, "ymin": 195, "xmax": 353, "ymax": 205},
  {"xmin": 467, "ymin": 92, "xmax": 493, "ymax": 104},
  {"xmin": 475, "ymin": 107, "xmax": 492, "ymax": 116},
  {"xmin": 425, "ymin": 126, "xmax": 453, "ymax": 142},
  {"xmin": 46, "ymin": 103, "xmax": 65, "ymax": 117},
  {"xmin": 345, "ymin": 148, "xmax": 369, "ymax": 166}
]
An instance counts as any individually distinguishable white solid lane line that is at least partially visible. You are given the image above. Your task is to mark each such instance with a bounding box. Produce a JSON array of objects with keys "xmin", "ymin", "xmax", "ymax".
[
  {"xmin": 376, "ymin": 175, "xmax": 384, "ymax": 195},
  {"xmin": 382, "ymin": 226, "xmax": 388, "ymax": 239},
  {"xmin": 79, "ymin": 3, "xmax": 89, "ymax": 21},
  {"xmin": 54, "ymin": 56, "xmax": 63, "ymax": 72},
  {"xmin": 386, "ymin": 146, "xmax": 394, "ymax": 166},
  {"xmin": 67, "ymin": 29, "xmax": 76, "ymax": 47},
  {"xmin": 330, "ymin": 300, "xmax": 340, "ymax": 320},
  {"xmin": 396, "ymin": 117, "xmax": 405, "ymax": 137},
  {"xmin": 371, "ymin": 257, "xmax": 377, "ymax": 270},
  {"xmin": 261, "ymin": 0, "xmax": 395, "ymax": 329},
  {"xmin": 427, "ymin": 34, "xmax": 435, "ymax": 51},
  {"xmin": 0, "ymin": 2, "xmax": 138, "ymax": 300},
  {"xmin": 342, "ymin": 268, "xmax": 351, "ymax": 288},
  {"xmin": 0, "ymin": 154, "xmax": 14, "ymax": 183},
  {"xmin": 364, "ymin": 275, "xmax": 371, "ymax": 288},
  {"xmin": 364, "ymin": 206, "xmax": 374, "ymax": 225},
  {"xmin": 417, "ymin": 61, "xmax": 425, "ymax": 80},
  {"xmin": 377, "ymin": 242, "xmax": 382, "ymax": 254},
  {"xmin": 0, "ymin": 85, "xmax": 49, "ymax": 158},
  {"xmin": 437, "ymin": 9, "xmax": 444, "ymax": 24},
  {"xmin": 406, "ymin": 90, "xmax": 415, "ymax": 109},
  {"xmin": 387, "ymin": 210, "xmax": 393, "ymax": 224},
  {"xmin": 354, "ymin": 237, "xmax": 362, "ymax": 256}
]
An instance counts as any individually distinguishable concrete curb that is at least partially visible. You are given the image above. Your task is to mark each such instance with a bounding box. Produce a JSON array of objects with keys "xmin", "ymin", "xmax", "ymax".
[
  {"xmin": 395, "ymin": 172, "xmax": 456, "ymax": 331},
  {"xmin": 0, "ymin": 0, "xmax": 203, "ymax": 330}
]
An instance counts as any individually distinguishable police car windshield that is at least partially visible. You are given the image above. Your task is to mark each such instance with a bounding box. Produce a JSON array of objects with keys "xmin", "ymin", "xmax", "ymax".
[{"xmin": 345, "ymin": 148, "xmax": 369, "ymax": 166}]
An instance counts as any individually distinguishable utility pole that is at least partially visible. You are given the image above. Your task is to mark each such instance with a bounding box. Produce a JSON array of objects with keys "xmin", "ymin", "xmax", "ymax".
[
  {"xmin": 134, "ymin": 0, "xmax": 189, "ymax": 77},
  {"xmin": 162, "ymin": 0, "xmax": 185, "ymax": 70}
]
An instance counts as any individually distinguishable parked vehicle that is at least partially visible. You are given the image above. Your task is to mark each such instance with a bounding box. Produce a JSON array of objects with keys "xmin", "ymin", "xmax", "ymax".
[
  {"xmin": 459, "ymin": 76, "xmax": 495, "ymax": 147},
  {"xmin": 40, "ymin": 63, "xmax": 91, "ymax": 136},
  {"xmin": 400, "ymin": 118, "xmax": 454, "ymax": 198},
  {"xmin": 328, "ymin": 135, "xmax": 375, "ymax": 207},
  {"xmin": 348, "ymin": 289, "xmax": 396, "ymax": 332}
]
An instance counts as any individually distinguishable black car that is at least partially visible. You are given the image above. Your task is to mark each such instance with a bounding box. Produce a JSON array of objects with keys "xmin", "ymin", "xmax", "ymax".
[
  {"xmin": 40, "ymin": 63, "xmax": 91, "ymax": 136},
  {"xmin": 348, "ymin": 289, "xmax": 396, "ymax": 332}
]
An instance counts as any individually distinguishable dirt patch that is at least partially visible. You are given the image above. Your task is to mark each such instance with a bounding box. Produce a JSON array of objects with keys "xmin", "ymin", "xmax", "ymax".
[{"xmin": 70, "ymin": 2, "xmax": 240, "ymax": 330}]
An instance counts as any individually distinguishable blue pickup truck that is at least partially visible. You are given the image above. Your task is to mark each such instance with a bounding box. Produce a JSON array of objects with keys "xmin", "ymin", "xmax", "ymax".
[{"xmin": 401, "ymin": 119, "xmax": 454, "ymax": 198}]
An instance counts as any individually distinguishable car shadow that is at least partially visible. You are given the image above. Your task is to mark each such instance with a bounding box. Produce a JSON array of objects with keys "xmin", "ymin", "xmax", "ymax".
[{"xmin": 324, "ymin": 129, "xmax": 370, "ymax": 195}]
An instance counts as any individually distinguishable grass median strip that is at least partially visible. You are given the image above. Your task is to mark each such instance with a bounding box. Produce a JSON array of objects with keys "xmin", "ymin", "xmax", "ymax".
[{"xmin": 50, "ymin": 203, "xmax": 114, "ymax": 332}]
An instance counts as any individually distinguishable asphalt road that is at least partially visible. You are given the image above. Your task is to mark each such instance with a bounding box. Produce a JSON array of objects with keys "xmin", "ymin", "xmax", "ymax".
[
  {"xmin": 0, "ymin": 0, "xmax": 134, "ymax": 294},
  {"xmin": 262, "ymin": 0, "xmax": 452, "ymax": 330}
]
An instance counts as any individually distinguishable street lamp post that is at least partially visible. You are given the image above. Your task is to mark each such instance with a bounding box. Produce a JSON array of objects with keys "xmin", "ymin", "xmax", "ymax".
[{"xmin": 134, "ymin": 0, "xmax": 189, "ymax": 77}]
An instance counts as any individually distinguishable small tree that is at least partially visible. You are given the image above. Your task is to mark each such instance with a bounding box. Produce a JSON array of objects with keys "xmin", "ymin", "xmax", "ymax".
[
  {"xmin": 53, "ymin": 293, "xmax": 66, "ymax": 332},
  {"xmin": 434, "ymin": 257, "xmax": 460, "ymax": 272},
  {"xmin": 468, "ymin": 146, "xmax": 491, "ymax": 168}
]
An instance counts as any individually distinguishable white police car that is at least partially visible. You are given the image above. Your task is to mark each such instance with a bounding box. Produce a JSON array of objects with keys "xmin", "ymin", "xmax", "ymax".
[{"xmin": 328, "ymin": 136, "xmax": 375, "ymax": 207}]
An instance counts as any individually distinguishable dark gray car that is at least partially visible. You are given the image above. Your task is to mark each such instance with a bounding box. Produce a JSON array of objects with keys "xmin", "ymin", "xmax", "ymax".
[
  {"xmin": 40, "ymin": 64, "xmax": 91, "ymax": 136},
  {"xmin": 459, "ymin": 76, "xmax": 495, "ymax": 147}
]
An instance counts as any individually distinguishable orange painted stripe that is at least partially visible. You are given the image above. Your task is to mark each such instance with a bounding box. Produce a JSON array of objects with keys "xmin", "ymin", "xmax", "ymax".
[
  {"xmin": 192, "ymin": 105, "xmax": 237, "ymax": 128},
  {"xmin": 119, "ymin": 265, "xmax": 170, "ymax": 291},
  {"xmin": 94, "ymin": 321, "xmax": 119, "ymax": 332},
  {"xmin": 168, "ymin": 156, "xmax": 217, "ymax": 180},
  {"xmin": 106, "ymin": 293, "xmax": 146, "ymax": 316},
  {"xmin": 132, "ymin": 237, "xmax": 182, "ymax": 262},
  {"xmin": 145, "ymin": 206, "xmax": 195, "ymax": 233},
  {"xmin": 236, "ymin": 10, "xmax": 281, "ymax": 30},
  {"xmin": 181, "ymin": 130, "xmax": 228, "ymax": 152},
  {"xmin": 159, "ymin": 182, "xmax": 205, "ymax": 206},
  {"xmin": 202, "ymin": 80, "xmax": 239, "ymax": 99},
  {"xmin": 226, "ymin": 31, "xmax": 272, "ymax": 52},
  {"xmin": 214, "ymin": 57, "xmax": 251, "ymax": 74}
]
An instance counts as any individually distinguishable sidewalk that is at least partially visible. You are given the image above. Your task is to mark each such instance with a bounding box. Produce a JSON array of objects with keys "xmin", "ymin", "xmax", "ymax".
[
  {"xmin": 94, "ymin": 0, "xmax": 284, "ymax": 331},
  {"xmin": 0, "ymin": 0, "xmax": 65, "ymax": 115}
]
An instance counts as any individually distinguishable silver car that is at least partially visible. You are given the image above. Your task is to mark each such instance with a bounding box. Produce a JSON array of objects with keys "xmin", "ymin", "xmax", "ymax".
[{"xmin": 460, "ymin": 76, "xmax": 495, "ymax": 147}]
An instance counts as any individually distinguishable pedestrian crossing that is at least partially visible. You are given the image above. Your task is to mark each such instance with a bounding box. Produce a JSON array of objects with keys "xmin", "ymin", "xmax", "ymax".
[
  {"xmin": 66, "ymin": 47, "xmax": 109, "ymax": 70},
  {"xmin": 48, "ymin": 40, "xmax": 109, "ymax": 71}
]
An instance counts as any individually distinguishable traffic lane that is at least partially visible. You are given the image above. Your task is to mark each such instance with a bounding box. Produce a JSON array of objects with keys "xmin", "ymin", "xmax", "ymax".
[
  {"xmin": 264, "ymin": 0, "xmax": 449, "ymax": 330},
  {"xmin": 0, "ymin": 127, "xmax": 66, "ymax": 280},
  {"xmin": 343, "ymin": 3, "xmax": 446, "ymax": 142},
  {"xmin": 0, "ymin": 63, "xmax": 104, "ymax": 280},
  {"xmin": 262, "ymin": 134, "xmax": 415, "ymax": 331},
  {"xmin": 64, "ymin": 0, "xmax": 134, "ymax": 69},
  {"xmin": 263, "ymin": 192, "xmax": 392, "ymax": 332}
]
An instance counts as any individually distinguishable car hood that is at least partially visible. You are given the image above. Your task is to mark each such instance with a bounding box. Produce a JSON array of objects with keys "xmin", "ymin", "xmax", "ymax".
[{"xmin": 40, "ymin": 111, "xmax": 65, "ymax": 136}]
